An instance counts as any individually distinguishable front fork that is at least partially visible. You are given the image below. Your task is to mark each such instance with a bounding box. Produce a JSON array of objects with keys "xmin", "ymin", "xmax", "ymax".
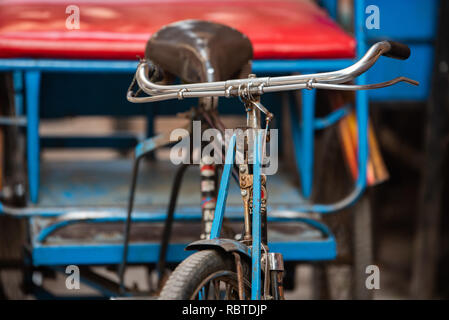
[
  {"xmin": 238, "ymin": 163, "xmax": 267, "ymax": 244},
  {"xmin": 205, "ymin": 101, "xmax": 285, "ymax": 299},
  {"xmin": 238, "ymin": 165, "xmax": 285, "ymax": 300},
  {"xmin": 238, "ymin": 126, "xmax": 285, "ymax": 300}
]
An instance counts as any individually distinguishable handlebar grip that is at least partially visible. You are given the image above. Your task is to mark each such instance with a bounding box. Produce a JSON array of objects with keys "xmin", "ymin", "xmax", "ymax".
[{"xmin": 382, "ymin": 41, "xmax": 411, "ymax": 60}]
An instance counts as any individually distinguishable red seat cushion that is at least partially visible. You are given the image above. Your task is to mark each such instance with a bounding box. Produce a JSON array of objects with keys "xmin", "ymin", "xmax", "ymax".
[{"xmin": 0, "ymin": 0, "xmax": 355, "ymax": 60}]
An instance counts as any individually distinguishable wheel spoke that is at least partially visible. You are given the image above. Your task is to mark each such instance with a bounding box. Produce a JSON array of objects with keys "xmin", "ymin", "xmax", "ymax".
[
  {"xmin": 213, "ymin": 280, "xmax": 221, "ymax": 300},
  {"xmin": 204, "ymin": 282, "xmax": 210, "ymax": 299},
  {"xmin": 190, "ymin": 270, "xmax": 250, "ymax": 300},
  {"xmin": 225, "ymin": 283, "xmax": 232, "ymax": 299}
]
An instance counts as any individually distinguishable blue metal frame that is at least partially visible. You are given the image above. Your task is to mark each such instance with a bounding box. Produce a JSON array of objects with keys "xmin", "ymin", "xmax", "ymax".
[
  {"xmin": 0, "ymin": 58, "xmax": 356, "ymax": 206},
  {"xmin": 31, "ymin": 210, "xmax": 336, "ymax": 266},
  {"xmin": 24, "ymin": 71, "xmax": 41, "ymax": 203},
  {"xmin": 210, "ymin": 134, "xmax": 237, "ymax": 239},
  {"xmin": 32, "ymin": 239, "xmax": 336, "ymax": 267}
]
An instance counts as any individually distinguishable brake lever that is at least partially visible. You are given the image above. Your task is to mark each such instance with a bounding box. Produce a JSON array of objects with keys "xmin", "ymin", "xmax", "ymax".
[{"xmin": 310, "ymin": 76, "xmax": 419, "ymax": 91}]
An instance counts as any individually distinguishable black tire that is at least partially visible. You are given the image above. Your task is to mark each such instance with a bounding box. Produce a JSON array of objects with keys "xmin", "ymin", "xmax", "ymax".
[
  {"xmin": 309, "ymin": 126, "xmax": 374, "ymax": 300},
  {"xmin": 310, "ymin": 195, "xmax": 374, "ymax": 300},
  {"xmin": 159, "ymin": 250, "xmax": 250, "ymax": 300},
  {"xmin": 284, "ymin": 91, "xmax": 374, "ymax": 299}
]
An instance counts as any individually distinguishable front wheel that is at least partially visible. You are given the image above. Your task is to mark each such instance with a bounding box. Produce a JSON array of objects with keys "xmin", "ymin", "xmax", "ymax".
[{"xmin": 159, "ymin": 250, "xmax": 251, "ymax": 300}]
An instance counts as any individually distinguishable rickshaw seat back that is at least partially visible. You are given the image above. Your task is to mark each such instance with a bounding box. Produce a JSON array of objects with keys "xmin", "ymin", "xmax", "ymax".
[
  {"xmin": 145, "ymin": 20, "xmax": 254, "ymax": 83},
  {"xmin": 0, "ymin": 1, "xmax": 355, "ymax": 60}
]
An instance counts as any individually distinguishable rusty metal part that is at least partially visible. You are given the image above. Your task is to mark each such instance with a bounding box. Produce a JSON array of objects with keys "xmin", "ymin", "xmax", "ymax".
[
  {"xmin": 239, "ymin": 160, "xmax": 253, "ymax": 242},
  {"xmin": 271, "ymin": 271, "xmax": 285, "ymax": 300},
  {"xmin": 239, "ymin": 165, "xmax": 252, "ymax": 242},
  {"xmin": 233, "ymin": 252, "xmax": 245, "ymax": 300}
]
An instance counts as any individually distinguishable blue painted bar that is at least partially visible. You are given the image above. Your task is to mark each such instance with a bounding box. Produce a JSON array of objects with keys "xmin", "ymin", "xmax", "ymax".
[
  {"xmin": 355, "ymin": 0, "xmax": 368, "ymax": 191},
  {"xmin": 300, "ymin": 88, "xmax": 316, "ymax": 199},
  {"xmin": 0, "ymin": 58, "xmax": 354, "ymax": 74},
  {"xmin": 0, "ymin": 59, "xmax": 139, "ymax": 73},
  {"xmin": 25, "ymin": 71, "xmax": 41, "ymax": 203},
  {"xmin": 251, "ymin": 130, "xmax": 264, "ymax": 300},
  {"xmin": 32, "ymin": 243, "xmax": 190, "ymax": 266},
  {"xmin": 13, "ymin": 71, "xmax": 24, "ymax": 115},
  {"xmin": 32, "ymin": 238, "xmax": 336, "ymax": 266},
  {"xmin": 314, "ymin": 105, "xmax": 350, "ymax": 130},
  {"xmin": 269, "ymin": 237, "xmax": 336, "ymax": 261},
  {"xmin": 210, "ymin": 134, "xmax": 237, "ymax": 239}
]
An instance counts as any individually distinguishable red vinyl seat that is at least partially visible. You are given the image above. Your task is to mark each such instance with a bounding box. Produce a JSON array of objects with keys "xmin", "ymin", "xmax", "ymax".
[{"xmin": 0, "ymin": 0, "xmax": 356, "ymax": 60}]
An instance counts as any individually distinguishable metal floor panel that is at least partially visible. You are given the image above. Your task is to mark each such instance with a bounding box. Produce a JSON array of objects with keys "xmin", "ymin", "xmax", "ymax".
[
  {"xmin": 34, "ymin": 220, "xmax": 323, "ymax": 245},
  {"xmin": 29, "ymin": 159, "xmax": 334, "ymax": 267},
  {"xmin": 39, "ymin": 159, "xmax": 305, "ymax": 208}
]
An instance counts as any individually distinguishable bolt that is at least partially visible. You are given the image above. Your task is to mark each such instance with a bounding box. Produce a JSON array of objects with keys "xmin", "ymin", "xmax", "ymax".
[
  {"xmin": 240, "ymin": 166, "xmax": 246, "ymax": 173},
  {"xmin": 241, "ymin": 189, "xmax": 247, "ymax": 197}
]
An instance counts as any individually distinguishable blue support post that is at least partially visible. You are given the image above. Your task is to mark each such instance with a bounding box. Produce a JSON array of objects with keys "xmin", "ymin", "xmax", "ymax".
[
  {"xmin": 25, "ymin": 71, "xmax": 41, "ymax": 203},
  {"xmin": 355, "ymin": 0, "xmax": 369, "ymax": 189},
  {"xmin": 251, "ymin": 130, "xmax": 264, "ymax": 300},
  {"xmin": 210, "ymin": 134, "xmax": 236, "ymax": 239},
  {"xmin": 13, "ymin": 71, "xmax": 24, "ymax": 115},
  {"xmin": 300, "ymin": 88, "xmax": 316, "ymax": 199}
]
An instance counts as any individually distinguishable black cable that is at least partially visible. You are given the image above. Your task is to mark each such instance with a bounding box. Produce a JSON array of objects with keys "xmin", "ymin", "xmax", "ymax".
[
  {"xmin": 118, "ymin": 156, "xmax": 142, "ymax": 294},
  {"xmin": 156, "ymin": 163, "xmax": 190, "ymax": 288}
]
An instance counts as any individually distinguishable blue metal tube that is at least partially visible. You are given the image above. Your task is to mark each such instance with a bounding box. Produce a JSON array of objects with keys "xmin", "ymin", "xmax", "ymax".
[
  {"xmin": 210, "ymin": 134, "xmax": 237, "ymax": 239},
  {"xmin": 300, "ymin": 88, "xmax": 316, "ymax": 199},
  {"xmin": 354, "ymin": 0, "xmax": 369, "ymax": 191},
  {"xmin": 251, "ymin": 130, "xmax": 264, "ymax": 300},
  {"xmin": 31, "ymin": 238, "xmax": 337, "ymax": 266},
  {"xmin": 314, "ymin": 105, "xmax": 350, "ymax": 130},
  {"xmin": 283, "ymin": 0, "xmax": 368, "ymax": 213},
  {"xmin": 0, "ymin": 58, "xmax": 353, "ymax": 74},
  {"xmin": 13, "ymin": 71, "xmax": 24, "ymax": 115},
  {"xmin": 25, "ymin": 71, "xmax": 41, "ymax": 203}
]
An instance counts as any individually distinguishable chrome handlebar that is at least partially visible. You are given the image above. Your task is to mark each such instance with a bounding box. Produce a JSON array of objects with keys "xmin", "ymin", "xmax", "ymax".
[{"xmin": 127, "ymin": 41, "xmax": 418, "ymax": 104}]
